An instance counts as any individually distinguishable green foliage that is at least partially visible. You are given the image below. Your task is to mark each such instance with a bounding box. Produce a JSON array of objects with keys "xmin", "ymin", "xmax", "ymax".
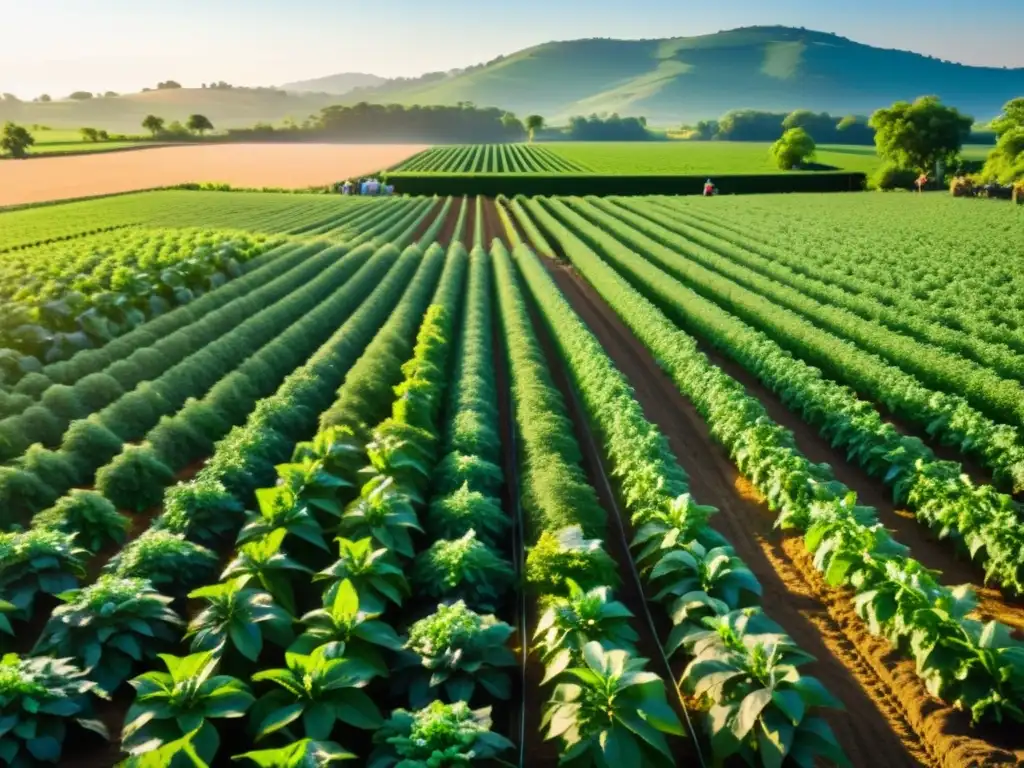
[
  {"xmin": 237, "ymin": 485, "xmax": 329, "ymax": 556},
  {"xmin": 234, "ymin": 738, "xmax": 356, "ymax": 767},
  {"xmin": 868, "ymin": 162, "xmax": 919, "ymax": 190},
  {"xmin": 96, "ymin": 444, "xmax": 175, "ymax": 512},
  {"xmin": 33, "ymin": 576, "xmax": 183, "ymax": 692},
  {"xmin": 314, "ymin": 537, "xmax": 409, "ymax": 615},
  {"xmin": 412, "ymin": 530, "xmax": 515, "ymax": 612},
  {"xmin": 221, "ymin": 529, "xmax": 312, "ymax": 617},
  {"xmin": 870, "ymin": 95, "xmax": 973, "ymax": 173},
  {"xmin": 122, "ymin": 651, "xmax": 254, "ymax": 764},
  {"xmin": 21, "ymin": 443, "xmax": 81, "ymax": 492},
  {"xmin": 106, "ymin": 530, "xmax": 217, "ymax": 596},
  {"xmin": 338, "ymin": 476, "xmax": 421, "ymax": 559},
  {"xmin": 425, "ymin": 484, "xmax": 509, "ymax": 546},
  {"xmin": 0, "ymin": 527, "xmax": 86, "ymax": 618},
  {"xmin": 289, "ymin": 579, "xmax": 403, "ymax": 677},
  {"xmin": 0, "ymin": 653, "xmax": 109, "ymax": 765},
  {"xmin": 401, "ymin": 601, "xmax": 515, "ymax": 708},
  {"xmin": 60, "ymin": 416, "xmax": 124, "ymax": 473},
  {"xmin": 249, "ymin": 644, "xmax": 382, "ymax": 742},
  {"xmin": 525, "ymin": 527, "xmax": 619, "ymax": 596},
  {"xmin": 0, "ymin": 121, "xmax": 35, "ymax": 158},
  {"xmin": 432, "ymin": 452, "xmax": 503, "ymax": 497},
  {"xmin": 541, "ymin": 642, "xmax": 684, "ymax": 768},
  {"xmin": 186, "ymin": 577, "xmax": 294, "ymax": 663},
  {"xmin": 158, "ymin": 477, "xmax": 245, "ymax": 545},
  {"xmin": 0, "ymin": 467, "xmax": 58, "ymax": 528},
  {"xmin": 769, "ymin": 127, "xmax": 816, "ymax": 169},
  {"xmin": 31, "ymin": 489, "xmax": 129, "ymax": 553},
  {"xmin": 645, "ymin": 540, "xmax": 762, "ymax": 608},
  {"xmin": 370, "ymin": 701, "xmax": 515, "ymax": 768}
]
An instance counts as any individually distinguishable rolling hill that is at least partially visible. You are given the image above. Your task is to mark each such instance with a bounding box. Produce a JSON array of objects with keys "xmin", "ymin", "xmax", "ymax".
[
  {"xmin": 337, "ymin": 26, "xmax": 1024, "ymax": 124},
  {"xmin": 278, "ymin": 72, "xmax": 387, "ymax": 94}
]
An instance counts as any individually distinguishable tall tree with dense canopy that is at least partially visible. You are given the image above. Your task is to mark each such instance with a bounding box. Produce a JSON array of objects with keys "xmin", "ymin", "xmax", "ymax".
[
  {"xmin": 186, "ymin": 114, "xmax": 214, "ymax": 136},
  {"xmin": 525, "ymin": 114, "xmax": 544, "ymax": 143},
  {"xmin": 770, "ymin": 127, "xmax": 816, "ymax": 169},
  {"xmin": 869, "ymin": 96, "xmax": 973, "ymax": 175},
  {"xmin": 142, "ymin": 115, "xmax": 165, "ymax": 137},
  {"xmin": 0, "ymin": 122, "xmax": 34, "ymax": 158}
]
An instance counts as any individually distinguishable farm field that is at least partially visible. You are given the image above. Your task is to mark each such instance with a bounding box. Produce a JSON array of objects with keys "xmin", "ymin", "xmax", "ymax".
[
  {"xmin": 388, "ymin": 141, "xmax": 995, "ymax": 175},
  {"xmin": 0, "ymin": 144, "xmax": 427, "ymax": 207},
  {"xmin": 0, "ymin": 190, "xmax": 1022, "ymax": 768}
]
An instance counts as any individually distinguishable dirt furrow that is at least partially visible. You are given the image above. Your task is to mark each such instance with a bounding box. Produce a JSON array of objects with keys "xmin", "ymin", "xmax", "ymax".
[
  {"xmin": 545, "ymin": 260, "xmax": 942, "ymax": 768},
  {"xmin": 434, "ymin": 196, "xmax": 463, "ymax": 247}
]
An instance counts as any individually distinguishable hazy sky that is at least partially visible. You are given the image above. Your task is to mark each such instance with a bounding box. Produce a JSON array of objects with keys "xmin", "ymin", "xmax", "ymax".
[{"xmin": 3, "ymin": 0, "xmax": 1023, "ymax": 98}]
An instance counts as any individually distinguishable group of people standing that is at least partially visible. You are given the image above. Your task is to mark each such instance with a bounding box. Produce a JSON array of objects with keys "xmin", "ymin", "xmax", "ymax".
[{"xmin": 338, "ymin": 178, "xmax": 394, "ymax": 196}]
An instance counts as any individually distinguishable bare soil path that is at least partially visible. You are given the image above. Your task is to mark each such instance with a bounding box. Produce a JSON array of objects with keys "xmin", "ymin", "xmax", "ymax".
[{"xmin": 0, "ymin": 143, "xmax": 427, "ymax": 206}]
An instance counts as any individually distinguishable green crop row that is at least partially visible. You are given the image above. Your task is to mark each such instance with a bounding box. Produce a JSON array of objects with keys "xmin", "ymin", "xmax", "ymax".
[
  {"xmin": 505, "ymin": 203, "xmax": 848, "ymax": 768},
  {"xmin": 512, "ymin": 194, "xmax": 1024, "ymax": 728},
  {"xmin": 392, "ymin": 144, "xmax": 590, "ymax": 174}
]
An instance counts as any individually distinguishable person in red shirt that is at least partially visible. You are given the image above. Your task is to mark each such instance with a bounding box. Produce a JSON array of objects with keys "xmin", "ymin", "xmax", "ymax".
[
  {"xmin": 703, "ymin": 179, "xmax": 715, "ymax": 197},
  {"xmin": 916, "ymin": 173, "xmax": 928, "ymax": 193}
]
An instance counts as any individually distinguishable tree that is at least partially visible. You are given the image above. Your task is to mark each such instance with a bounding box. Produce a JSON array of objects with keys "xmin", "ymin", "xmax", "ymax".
[
  {"xmin": 38, "ymin": 94, "xmax": 51, "ymax": 103},
  {"xmin": 186, "ymin": 114, "xmax": 214, "ymax": 136},
  {"xmin": 770, "ymin": 127, "xmax": 816, "ymax": 169},
  {"xmin": 2, "ymin": 94, "xmax": 19, "ymax": 102},
  {"xmin": 837, "ymin": 114, "xmax": 859, "ymax": 131},
  {"xmin": 0, "ymin": 122, "xmax": 34, "ymax": 158},
  {"xmin": 79, "ymin": 127, "xmax": 100, "ymax": 142},
  {"xmin": 103, "ymin": 91, "xmax": 119, "ymax": 98},
  {"xmin": 67, "ymin": 91, "xmax": 93, "ymax": 101},
  {"xmin": 991, "ymin": 97, "xmax": 1024, "ymax": 137},
  {"xmin": 156, "ymin": 81, "xmax": 182, "ymax": 90},
  {"xmin": 142, "ymin": 115, "xmax": 165, "ymax": 137},
  {"xmin": 869, "ymin": 96, "xmax": 973, "ymax": 175},
  {"xmin": 525, "ymin": 114, "xmax": 544, "ymax": 142}
]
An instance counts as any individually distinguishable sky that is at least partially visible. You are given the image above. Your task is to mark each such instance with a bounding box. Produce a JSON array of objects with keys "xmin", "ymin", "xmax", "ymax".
[{"xmin": 2, "ymin": 0, "xmax": 1023, "ymax": 99}]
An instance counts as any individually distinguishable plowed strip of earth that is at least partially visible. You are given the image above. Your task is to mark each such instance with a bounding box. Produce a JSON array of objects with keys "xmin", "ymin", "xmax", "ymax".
[
  {"xmin": 543, "ymin": 255, "xmax": 1017, "ymax": 768},
  {"xmin": 0, "ymin": 143, "xmax": 427, "ymax": 206}
]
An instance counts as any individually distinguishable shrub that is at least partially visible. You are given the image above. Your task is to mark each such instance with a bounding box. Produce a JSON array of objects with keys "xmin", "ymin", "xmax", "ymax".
[
  {"xmin": 449, "ymin": 409, "xmax": 500, "ymax": 457},
  {"xmin": 12, "ymin": 371, "xmax": 52, "ymax": 398},
  {"xmin": 175, "ymin": 398, "xmax": 230, "ymax": 440},
  {"xmin": 105, "ymin": 358, "xmax": 145, "ymax": 390},
  {"xmin": 96, "ymin": 444, "xmax": 175, "ymax": 512},
  {"xmin": 869, "ymin": 162, "xmax": 919, "ymax": 190},
  {"xmin": 60, "ymin": 417, "xmax": 124, "ymax": 475},
  {"xmin": 99, "ymin": 384, "xmax": 169, "ymax": 442},
  {"xmin": 148, "ymin": 416, "xmax": 212, "ymax": 470},
  {"xmin": 186, "ymin": 577, "xmax": 294, "ymax": 663},
  {"xmin": 0, "ymin": 467, "xmax": 58, "ymax": 527},
  {"xmin": 433, "ymin": 452, "xmax": 503, "ymax": 496},
  {"xmin": 32, "ymin": 489, "xmax": 129, "ymax": 553},
  {"xmin": 19, "ymin": 405, "xmax": 64, "ymax": 447},
  {"xmin": 75, "ymin": 373, "xmax": 125, "ymax": 411},
  {"xmin": 525, "ymin": 526, "xmax": 619, "ymax": 596},
  {"xmin": 33, "ymin": 575, "xmax": 183, "ymax": 692},
  {"xmin": 0, "ymin": 390, "xmax": 31, "ymax": 419},
  {"xmin": 426, "ymin": 484, "xmax": 509, "ymax": 545},
  {"xmin": 21, "ymin": 443, "xmax": 81, "ymax": 491},
  {"xmin": 412, "ymin": 531, "xmax": 515, "ymax": 612},
  {"xmin": 0, "ymin": 527, "xmax": 87, "ymax": 618},
  {"xmin": 105, "ymin": 529, "xmax": 217, "ymax": 595},
  {"xmin": 157, "ymin": 477, "xmax": 244, "ymax": 544},
  {"xmin": 40, "ymin": 384, "xmax": 86, "ymax": 421}
]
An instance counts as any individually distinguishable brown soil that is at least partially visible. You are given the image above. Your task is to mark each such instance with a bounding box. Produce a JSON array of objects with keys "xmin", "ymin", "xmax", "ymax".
[
  {"xmin": 545, "ymin": 257, "xmax": 986, "ymax": 768},
  {"xmin": 480, "ymin": 197, "xmax": 505, "ymax": 249},
  {"xmin": 434, "ymin": 198, "xmax": 463, "ymax": 247},
  {"xmin": 409, "ymin": 199, "xmax": 444, "ymax": 245},
  {"xmin": 0, "ymin": 143, "xmax": 428, "ymax": 206},
  {"xmin": 463, "ymin": 198, "xmax": 477, "ymax": 251}
]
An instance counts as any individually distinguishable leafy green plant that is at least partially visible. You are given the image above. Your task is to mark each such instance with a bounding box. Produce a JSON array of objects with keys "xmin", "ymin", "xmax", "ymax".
[
  {"xmin": 158, "ymin": 477, "xmax": 245, "ymax": 545},
  {"xmin": 412, "ymin": 530, "xmax": 514, "ymax": 612},
  {"xmin": 631, "ymin": 494, "xmax": 725, "ymax": 568},
  {"xmin": 237, "ymin": 486, "xmax": 328, "ymax": 555},
  {"xmin": 369, "ymin": 701, "xmax": 515, "ymax": 768},
  {"xmin": 96, "ymin": 445, "xmax": 176, "ymax": 512},
  {"xmin": 400, "ymin": 601, "xmax": 515, "ymax": 708},
  {"xmin": 221, "ymin": 529, "xmax": 312, "ymax": 616},
  {"xmin": 290, "ymin": 579, "xmax": 402, "ymax": 677},
  {"xmin": 425, "ymin": 484, "xmax": 509, "ymax": 547},
  {"xmin": 646, "ymin": 541, "xmax": 762, "ymax": 608},
  {"xmin": 680, "ymin": 610, "xmax": 848, "ymax": 768},
  {"xmin": 541, "ymin": 642, "xmax": 684, "ymax": 768},
  {"xmin": 314, "ymin": 537, "xmax": 409, "ymax": 614},
  {"xmin": 105, "ymin": 530, "xmax": 217, "ymax": 597},
  {"xmin": 339, "ymin": 475, "xmax": 422, "ymax": 559},
  {"xmin": 525, "ymin": 526, "xmax": 618, "ymax": 596},
  {"xmin": 534, "ymin": 580, "xmax": 637, "ymax": 684},
  {"xmin": 0, "ymin": 527, "xmax": 87, "ymax": 618},
  {"xmin": 275, "ymin": 455, "xmax": 354, "ymax": 523},
  {"xmin": 249, "ymin": 644, "xmax": 382, "ymax": 742},
  {"xmin": 186, "ymin": 577, "xmax": 294, "ymax": 663},
  {"xmin": 0, "ymin": 653, "xmax": 109, "ymax": 765},
  {"xmin": 433, "ymin": 452, "xmax": 503, "ymax": 498},
  {"xmin": 33, "ymin": 575, "xmax": 183, "ymax": 693},
  {"xmin": 234, "ymin": 738, "xmax": 355, "ymax": 766},
  {"xmin": 364, "ymin": 423, "xmax": 435, "ymax": 496},
  {"xmin": 122, "ymin": 650, "xmax": 254, "ymax": 764},
  {"xmin": 31, "ymin": 489, "xmax": 129, "ymax": 553},
  {"xmin": 0, "ymin": 467, "xmax": 58, "ymax": 528}
]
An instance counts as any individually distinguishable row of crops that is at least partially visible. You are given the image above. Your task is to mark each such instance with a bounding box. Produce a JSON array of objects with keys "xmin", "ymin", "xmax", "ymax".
[
  {"xmin": 390, "ymin": 144, "xmax": 592, "ymax": 174},
  {"xmin": 0, "ymin": 189, "xmax": 1021, "ymax": 767}
]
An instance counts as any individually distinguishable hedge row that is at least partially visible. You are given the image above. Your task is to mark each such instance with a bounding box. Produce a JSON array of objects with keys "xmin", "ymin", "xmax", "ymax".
[{"xmin": 383, "ymin": 172, "xmax": 866, "ymax": 197}]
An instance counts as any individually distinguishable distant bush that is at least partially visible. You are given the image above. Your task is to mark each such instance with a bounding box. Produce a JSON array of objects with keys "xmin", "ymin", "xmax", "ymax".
[{"xmin": 869, "ymin": 162, "xmax": 919, "ymax": 190}]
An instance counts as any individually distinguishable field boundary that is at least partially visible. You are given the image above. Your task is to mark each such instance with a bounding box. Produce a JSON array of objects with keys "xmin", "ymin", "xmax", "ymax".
[{"xmin": 384, "ymin": 171, "xmax": 867, "ymax": 196}]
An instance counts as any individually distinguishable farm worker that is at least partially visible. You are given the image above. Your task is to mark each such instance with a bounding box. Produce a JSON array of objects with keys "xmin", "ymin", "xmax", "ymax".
[
  {"xmin": 916, "ymin": 173, "xmax": 928, "ymax": 193},
  {"xmin": 703, "ymin": 179, "xmax": 715, "ymax": 197},
  {"xmin": 386, "ymin": 184, "xmax": 394, "ymax": 196},
  {"xmin": 342, "ymin": 180, "xmax": 352, "ymax": 195}
]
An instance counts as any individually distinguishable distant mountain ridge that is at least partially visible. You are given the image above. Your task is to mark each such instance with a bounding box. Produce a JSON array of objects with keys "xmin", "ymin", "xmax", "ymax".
[
  {"xmin": 329, "ymin": 26, "xmax": 1024, "ymax": 124},
  {"xmin": 278, "ymin": 72, "xmax": 387, "ymax": 95}
]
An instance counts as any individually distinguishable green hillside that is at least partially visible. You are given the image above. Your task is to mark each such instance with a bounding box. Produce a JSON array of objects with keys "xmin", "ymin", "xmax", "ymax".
[{"xmin": 339, "ymin": 26, "xmax": 1024, "ymax": 123}]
